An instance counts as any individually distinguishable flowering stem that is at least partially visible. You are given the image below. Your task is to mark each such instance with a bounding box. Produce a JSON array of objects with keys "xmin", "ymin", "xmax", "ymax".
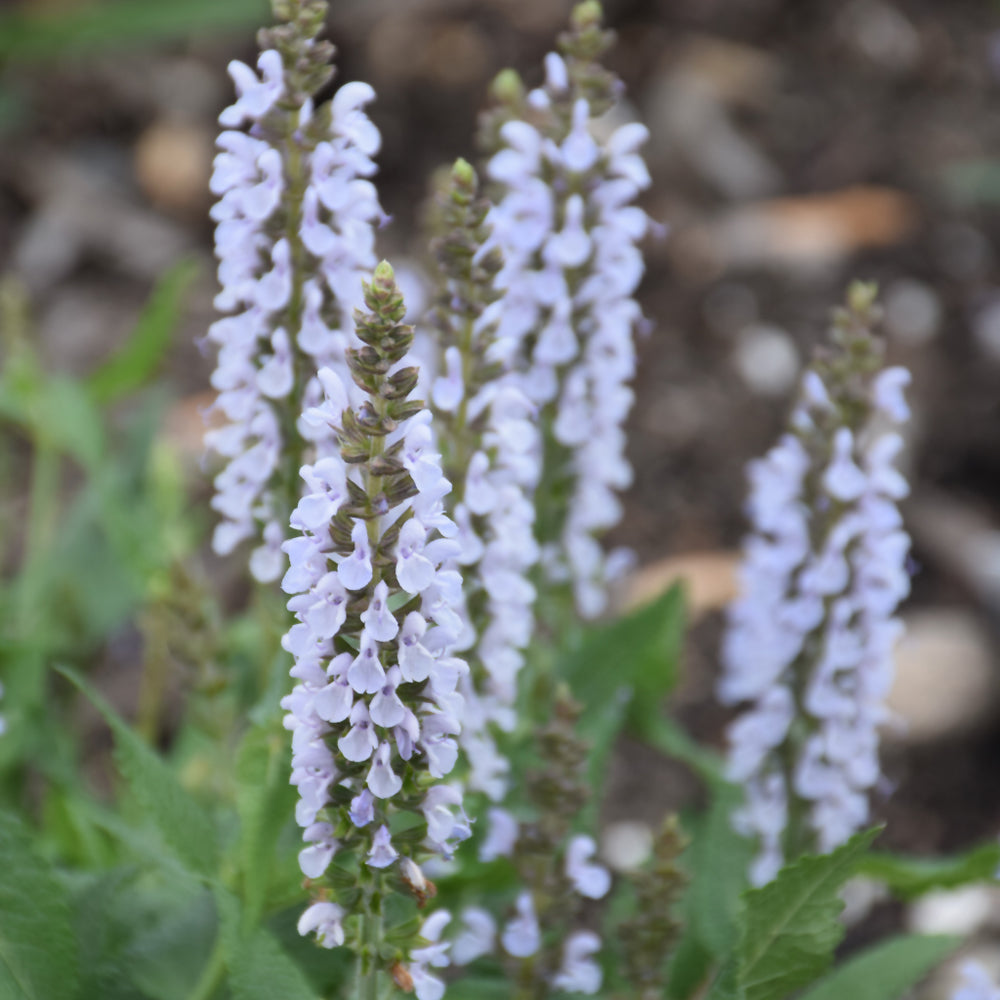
[{"xmin": 357, "ymin": 889, "xmax": 383, "ymax": 1000}]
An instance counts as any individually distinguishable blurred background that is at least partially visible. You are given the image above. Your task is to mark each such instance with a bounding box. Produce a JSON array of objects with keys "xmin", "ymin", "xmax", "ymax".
[{"xmin": 3, "ymin": 0, "xmax": 1000, "ymax": 969}]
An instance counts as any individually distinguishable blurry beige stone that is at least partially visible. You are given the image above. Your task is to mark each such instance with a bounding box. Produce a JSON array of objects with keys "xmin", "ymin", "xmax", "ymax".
[
  {"xmin": 135, "ymin": 121, "xmax": 214, "ymax": 216},
  {"xmin": 674, "ymin": 186, "xmax": 919, "ymax": 278},
  {"xmin": 602, "ymin": 820, "xmax": 654, "ymax": 873},
  {"xmin": 624, "ymin": 551, "xmax": 739, "ymax": 619},
  {"xmin": 908, "ymin": 885, "xmax": 999, "ymax": 936},
  {"xmin": 887, "ymin": 609, "xmax": 998, "ymax": 744}
]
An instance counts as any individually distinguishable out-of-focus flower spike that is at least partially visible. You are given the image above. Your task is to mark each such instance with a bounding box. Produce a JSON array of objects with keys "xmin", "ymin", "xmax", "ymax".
[{"xmin": 720, "ymin": 283, "xmax": 912, "ymax": 883}]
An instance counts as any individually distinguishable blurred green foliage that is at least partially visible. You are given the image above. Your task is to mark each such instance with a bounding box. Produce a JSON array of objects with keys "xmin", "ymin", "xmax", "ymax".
[{"xmin": 0, "ymin": 0, "xmax": 268, "ymax": 63}]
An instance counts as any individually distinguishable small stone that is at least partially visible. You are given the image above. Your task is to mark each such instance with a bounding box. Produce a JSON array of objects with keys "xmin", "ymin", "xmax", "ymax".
[
  {"xmin": 840, "ymin": 877, "xmax": 889, "ymax": 928},
  {"xmin": 732, "ymin": 323, "xmax": 799, "ymax": 397},
  {"xmin": 884, "ymin": 279, "xmax": 941, "ymax": 345},
  {"xmin": 135, "ymin": 120, "xmax": 214, "ymax": 216},
  {"xmin": 908, "ymin": 885, "xmax": 998, "ymax": 936},
  {"xmin": 602, "ymin": 821, "xmax": 653, "ymax": 873},
  {"xmin": 623, "ymin": 551, "xmax": 739, "ymax": 619},
  {"xmin": 886, "ymin": 609, "xmax": 998, "ymax": 744},
  {"xmin": 838, "ymin": 0, "xmax": 922, "ymax": 73}
]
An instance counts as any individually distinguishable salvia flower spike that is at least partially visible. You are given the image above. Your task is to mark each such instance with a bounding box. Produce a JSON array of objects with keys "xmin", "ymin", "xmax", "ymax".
[
  {"xmin": 425, "ymin": 158, "xmax": 542, "ymax": 803},
  {"xmin": 719, "ymin": 282, "xmax": 912, "ymax": 885},
  {"xmin": 482, "ymin": 0, "xmax": 651, "ymax": 617},
  {"xmin": 206, "ymin": 0, "xmax": 383, "ymax": 582},
  {"xmin": 281, "ymin": 262, "xmax": 470, "ymax": 991}
]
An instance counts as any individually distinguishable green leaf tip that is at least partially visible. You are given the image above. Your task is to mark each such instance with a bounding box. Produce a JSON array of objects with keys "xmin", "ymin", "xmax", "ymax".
[
  {"xmin": 373, "ymin": 259, "xmax": 395, "ymax": 285},
  {"xmin": 452, "ymin": 157, "xmax": 476, "ymax": 189},
  {"xmin": 572, "ymin": 1, "xmax": 604, "ymax": 29},
  {"xmin": 490, "ymin": 68, "xmax": 524, "ymax": 104},
  {"xmin": 847, "ymin": 279, "xmax": 879, "ymax": 314}
]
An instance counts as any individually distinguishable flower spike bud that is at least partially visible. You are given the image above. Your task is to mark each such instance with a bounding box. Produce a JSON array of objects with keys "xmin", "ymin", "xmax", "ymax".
[
  {"xmin": 719, "ymin": 283, "xmax": 912, "ymax": 884},
  {"xmin": 282, "ymin": 264, "xmax": 468, "ymax": 977},
  {"xmin": 422, "ymin": 158, "xmax": 541, "ymax": 803}
]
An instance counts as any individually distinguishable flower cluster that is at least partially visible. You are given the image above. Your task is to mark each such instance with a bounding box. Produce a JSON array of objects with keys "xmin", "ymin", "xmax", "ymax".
[
  {"xmin": 719, "ymin": 284, "xmax": 912, "ymax": 885},
  {"xmin": 482, "ymin": 1, "xmax": 651, "ymax": 617},
  {"xmin": 205, "ymin": 0, "xmax": 383, "ymax": 581},
  {"xmin": 424, "ymin": 159, "xmax": 541, "ymax": 802},
  {"xmin": 281, "ymin": 263, "xmax": 470, "ymax": 986}
]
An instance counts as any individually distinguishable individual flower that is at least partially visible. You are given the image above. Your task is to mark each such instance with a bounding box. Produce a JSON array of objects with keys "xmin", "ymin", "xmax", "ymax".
[
  {"xmin": 719, "ymin": 283, "xmax": 912, "ymax": 883},
  {"xmin": 552, "ymin": 931, "xmax": 602, "ymax": 994}
]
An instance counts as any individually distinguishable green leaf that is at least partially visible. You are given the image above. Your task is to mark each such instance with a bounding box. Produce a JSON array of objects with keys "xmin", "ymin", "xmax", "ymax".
[
  {"xmin": 218, "ymin": 891, "xmax": 321, "ymax": 1000},
  {"xmin": 638, "ymin": 713, "xmax": 725, "ymax": 787},
  {"xmin": 666, "ymin": 930, "xmax": 714, "ymax": 1000},
  {"xmin": 87, "ymin": 260, "xmax": 198, "ymax": 405},
  {"xmin": 856, "ymin": 841, "xmax": 1000, "ymax": 900},
  {"xmin": 797, "ymin": 934, "xmax": 961, "ymax": 1000},
  {"xmin": 57, "ymin": 665, "xmax": 218, "ymax": 877},
  {"xmin": 691, "ymin": 786, "xmax": 752, "ymax": 958},
  {"xmin": 66, "ymin": 867, "xmax": 214, "ymax": 1000},
  {"xmin": 0, "ymin": 812, "xmax": 78, "ymax": 1000},
  {"xmin": 557, "ymin": 584, "xmax": 685, "ymax": 787},
  {"xmin": 235, "ymin": 719, "xmax": 297, "ymax": 922},
  {"xmin": 560, "ymin": 584, "xmax": 684, "ymax": 715},
  {"xmin": 733, "ymin": 828, "xmax": 881, "ymax": 1000}
]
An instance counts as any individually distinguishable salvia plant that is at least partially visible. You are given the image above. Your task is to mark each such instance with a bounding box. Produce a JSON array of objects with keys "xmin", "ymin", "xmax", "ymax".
[{"xmin": 1, "ymin": 2, "xmax": 998, "ymax": 1000}]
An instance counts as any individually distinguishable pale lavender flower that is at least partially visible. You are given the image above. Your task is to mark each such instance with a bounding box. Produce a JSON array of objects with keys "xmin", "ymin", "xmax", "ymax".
[
  {"xmin": 451, "ymin": 908, "xmax": 497, "ymax": 966},
  {"xmin": 552, "ymin": 931, "xmax": 603, "ymax": 994},
  {"xmin": 953, "ymin": 961, "xmax": 1000, "ymax": 1000},
  {"xmin": 502, "ymin": 891, "xmax": 541, "ymax": 958},
  {"xmin": 565, "ymin": 834, "xmax": 611, "ymax": 899},
  {"xmin": 297, "ymin": 901, "xmax": 346, "ymax": 948}
]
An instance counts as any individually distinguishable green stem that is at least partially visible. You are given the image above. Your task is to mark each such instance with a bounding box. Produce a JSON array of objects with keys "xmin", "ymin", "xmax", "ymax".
[
  {"xmin": 188, "ymin": 931, "xmax": 226, "ymax": 1000},
  {"xmin": 357, "ymin": 891, "xmax": 383, "ymax": 1000}
]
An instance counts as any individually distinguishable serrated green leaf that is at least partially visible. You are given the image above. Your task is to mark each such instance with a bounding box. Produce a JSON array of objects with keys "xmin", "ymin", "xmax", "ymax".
[
  {"xmin": 236, "ymin": 719, "xmax": 297, "ymax": 922},
  {"xmin": 87, "ymin": 260, "xmax": 198, "ymax": 405},
  {"xmin": 855, "ymin": 842, "xmax": 1000, "ymax": 900},
  {"xmin": 691, "ymin": 786, "xmax": 752, "ymax": 958},
  {"xmin": 66, "ymin": 866, "xmax": 213, "ymax": 1000},
  {"xmin": 0, "ymin": 812, "xmax": 78, "ymax": 1000},
  {"xmin": 705, "ymin": 957, "xmax": 743, "ymax": 1000},
  {"xmin": 735, "ymin": 828, "xmax": 880, "ymax": 1000},
  {"xmin": 218, "ymin": 891, "xmax": 321, "ymax": 1000},
  {"xmin": 797, "ymin": 934, "xmax": 960, "ymax": 1000},
  {"xmin": 57, "ymin": 665, "xmax": 218, "ymax": 876}
]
